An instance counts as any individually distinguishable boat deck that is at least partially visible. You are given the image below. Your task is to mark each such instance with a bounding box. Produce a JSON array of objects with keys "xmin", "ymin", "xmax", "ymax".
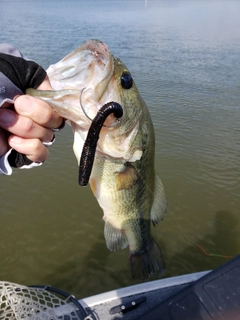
[
  {"xmin": 59, "ymin": 271, "xmax": 207, "ymax": 319},
  {"xmin": 58, "ymin": 255, "xmax": 240, "ymax": 320}
]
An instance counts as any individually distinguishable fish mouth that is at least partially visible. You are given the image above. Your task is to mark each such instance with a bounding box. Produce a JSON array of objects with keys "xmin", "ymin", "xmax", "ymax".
[
  {"xmin": 75, "ymin": 39, "xmax": 114, "ymax": 100},
  {"xmin": 47, "ymin": 39, "xmax": 116, "ymax": 126}
]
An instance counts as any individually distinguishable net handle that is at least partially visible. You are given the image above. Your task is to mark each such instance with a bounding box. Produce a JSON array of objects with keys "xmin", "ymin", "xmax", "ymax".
[{"xmin": 29, "ymin": 285, "xmax": 92, "ymax": 319}]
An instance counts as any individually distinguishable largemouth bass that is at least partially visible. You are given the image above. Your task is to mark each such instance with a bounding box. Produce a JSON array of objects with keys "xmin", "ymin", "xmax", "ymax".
[{"xmin": 28, "ymin": 40, "xmax": 167, "ymax": 279}]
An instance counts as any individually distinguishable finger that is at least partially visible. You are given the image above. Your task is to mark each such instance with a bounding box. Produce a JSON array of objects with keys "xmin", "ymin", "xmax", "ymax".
[
  {"xmin": 37, "ymin": 76, "xmax": 52, "ymax": 90},
  {"xmin": 0, "ymin": 128, "xmax": 9, "ymax": 157},
  {"xmin": 0, "ymin": 109, "xmax": 54, "ymax": 143},
  {"xmin": 14, "ymin": 95, "xmax": 63, "ymax": 129},
  {"xmin": 8, "ymin": 135, "xmax": 49, "ymax": 163}
]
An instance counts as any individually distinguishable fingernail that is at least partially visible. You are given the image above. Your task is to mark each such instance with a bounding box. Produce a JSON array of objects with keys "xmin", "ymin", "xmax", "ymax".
[
  {"xmin": 9, "ymin": 136, "xmax": 22, "ymax": 145},
  {"xmin": 15, "ymin": 96, "xmax": 36, "ymax": 114},
  {"xmin": 0, "ymin": 110, "xmax": 15, "ymax": 126}
]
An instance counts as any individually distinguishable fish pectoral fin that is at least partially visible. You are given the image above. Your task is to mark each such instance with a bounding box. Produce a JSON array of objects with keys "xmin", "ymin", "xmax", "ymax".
[
  {"xmin": 115, "ymin": 162, "xmax": 138, "ymax": 191},
  {"xmin": 150, "ymin": 173, "xmax": 168, "ymax": 226},
  {"xmin": 104, "ymin": 221, "xmax": 128, "ymax": 251}
]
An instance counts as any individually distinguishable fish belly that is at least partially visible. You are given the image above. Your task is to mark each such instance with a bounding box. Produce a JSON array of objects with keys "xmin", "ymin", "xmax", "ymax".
[{"xmin": 90, "ymin": 155, "xmax": 166, "ymax": 279}]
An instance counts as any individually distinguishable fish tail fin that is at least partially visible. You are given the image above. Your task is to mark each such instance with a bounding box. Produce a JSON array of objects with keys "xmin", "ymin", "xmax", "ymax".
[{"xmin": 129, "ymin": 240, "xmax": 166, "ymax": 280}]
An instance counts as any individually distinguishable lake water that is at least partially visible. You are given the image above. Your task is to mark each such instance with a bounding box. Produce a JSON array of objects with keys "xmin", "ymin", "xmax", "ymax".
[{"xmin": 0, "ymin": 0, "xmax": 240, "ymax": 298}]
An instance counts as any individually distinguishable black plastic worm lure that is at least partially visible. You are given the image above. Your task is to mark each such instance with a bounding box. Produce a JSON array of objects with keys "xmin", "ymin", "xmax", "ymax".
[{"xmin": 78, "ymin": 102, "xmax": 123, "ymax": 186}]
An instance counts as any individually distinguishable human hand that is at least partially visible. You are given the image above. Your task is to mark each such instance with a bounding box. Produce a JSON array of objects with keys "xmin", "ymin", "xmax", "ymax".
[{"xmin": 0, "ymin": 77, "xmax": 63, "ymax": 162}]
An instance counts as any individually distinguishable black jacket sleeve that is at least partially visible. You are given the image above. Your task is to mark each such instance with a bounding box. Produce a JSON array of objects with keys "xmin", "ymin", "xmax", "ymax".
[
  {"xmin": 0, "ymin": 46, "xmax": 47, "ymax": 171},
  {"xmin": 0, "ymin": 52, "xmax": 46, "ymax": 92}
]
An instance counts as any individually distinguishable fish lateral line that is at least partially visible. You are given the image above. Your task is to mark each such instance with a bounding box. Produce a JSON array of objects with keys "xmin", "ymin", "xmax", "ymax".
[{"xmin": 78, "ymin": 101, "xmax": 123, "ymax": 186}]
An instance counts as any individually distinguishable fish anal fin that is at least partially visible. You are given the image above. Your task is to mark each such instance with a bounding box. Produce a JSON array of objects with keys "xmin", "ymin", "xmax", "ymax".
[
  {"xmin": 115, "ymin": 162, "xmax": 138, "ymax": 191},
  {"xmin": 151, "ymin": 173, "xmax": 167, "ymax": 226},
  {"xmin": 130, "ymin": 240, "xmax": 166, "ymax": 280},
  {"xmin": 104, "ymin": 220, "xmax": 128, "ymax": 251}
]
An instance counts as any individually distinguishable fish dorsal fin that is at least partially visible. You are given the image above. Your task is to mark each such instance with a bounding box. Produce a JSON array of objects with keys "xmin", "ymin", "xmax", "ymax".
[
  {"xmin": 104, "ymin": 221, "xmax": 128, "ymax": 251},
  {"xmin": 150, "ymin": 173, "xmax": 167, "ymax": 226}
]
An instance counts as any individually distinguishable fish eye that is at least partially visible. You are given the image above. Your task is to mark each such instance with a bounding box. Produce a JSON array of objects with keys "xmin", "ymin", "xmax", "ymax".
[{"xmin": 121, "ymin": 72, "xmax": 133, "ymax": 89}]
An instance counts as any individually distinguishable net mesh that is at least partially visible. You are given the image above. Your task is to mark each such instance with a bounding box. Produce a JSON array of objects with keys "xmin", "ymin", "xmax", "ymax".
[{"xmin": 0, "ymin": 282, "xmax": 91, "ymax": 320}]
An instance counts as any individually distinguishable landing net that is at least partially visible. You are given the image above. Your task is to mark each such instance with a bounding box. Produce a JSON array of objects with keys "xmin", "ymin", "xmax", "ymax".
[{"xmin": 0, "ymin": 282, "xmax": 92, "ymax": 320}]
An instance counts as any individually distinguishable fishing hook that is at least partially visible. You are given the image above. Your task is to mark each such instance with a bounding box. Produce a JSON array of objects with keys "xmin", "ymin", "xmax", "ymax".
[{"xmin": 79, "ymin": 88, "xmax": 121, "ymax": 128}]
